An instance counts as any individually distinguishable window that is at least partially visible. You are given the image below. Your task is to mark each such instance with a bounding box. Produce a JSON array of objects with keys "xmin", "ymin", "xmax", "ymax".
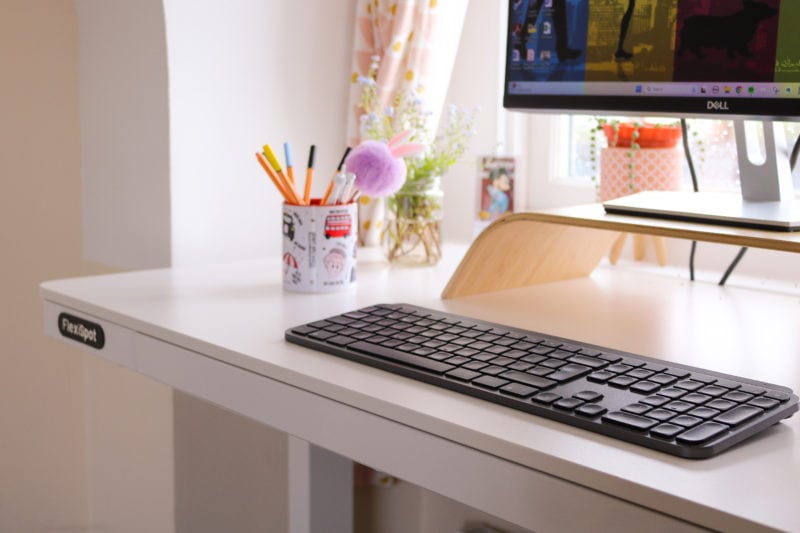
[{"xmin": 550, "ymin": 116, "xmax": 800, "ymax": 199}]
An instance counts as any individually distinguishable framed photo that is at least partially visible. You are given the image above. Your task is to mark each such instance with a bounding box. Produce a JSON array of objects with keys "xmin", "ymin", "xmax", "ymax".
[{"xmin": 477, "ymin": 156, "xmax": 515, "ymax": 224}]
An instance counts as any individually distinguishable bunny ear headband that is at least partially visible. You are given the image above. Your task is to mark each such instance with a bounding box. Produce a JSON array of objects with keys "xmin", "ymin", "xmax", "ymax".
[{"xmin": 387, "ymin": 130, "xmax": 427, "ymax": 159}]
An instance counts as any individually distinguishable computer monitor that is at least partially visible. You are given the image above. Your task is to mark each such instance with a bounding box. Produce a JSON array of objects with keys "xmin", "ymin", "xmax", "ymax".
[{"xmin": 504, "ymin": 0, "xmax": 800, "ymax": 230}]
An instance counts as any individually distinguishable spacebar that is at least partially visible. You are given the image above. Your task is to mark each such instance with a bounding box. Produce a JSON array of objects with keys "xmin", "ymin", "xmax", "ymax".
[{"xmin": 348, "ymin": 341, "xmax": 455, "ymax": 374}]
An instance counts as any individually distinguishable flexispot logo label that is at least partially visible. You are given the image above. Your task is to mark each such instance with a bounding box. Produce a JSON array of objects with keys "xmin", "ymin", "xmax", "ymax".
[{"xmin": 58, "ymin": 312, "xmax": 105, "ymax": 349}]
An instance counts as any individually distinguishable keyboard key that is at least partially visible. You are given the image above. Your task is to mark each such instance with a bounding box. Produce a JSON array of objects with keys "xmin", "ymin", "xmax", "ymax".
[
  {"xmin": 715, "ymin": 405, "xmax": 763, "ymax": 426},
  {"xmin": 665, "ymin": 369, "xmax": 690, "ymax": 379},
  {"xmin": 664, "ymin": 401, "xmax": 693, "ymax": 413},
  {"xmin": 500, "ymin": 370, "xmax": 556, "ymax": 390},
  {"xmin": 688, "ymin": 407, "xmax": 720, "ymax": 419},
  {"xmin": 349, "ymin": 341, "xmax": 455, "ymax": 374},
  {"xmin": 499, "ymin": 382, "xmax": 538, "ymax": 399},
  {"xmin": 622, "ymin": 403, "xmax": 651, "ymax": 415},
  {"xmin": 697, "ymin": 385, "xmax": 727, "ymax": 398},
  {"xmin": 650, "ymin": 373, "xmax": 677, "ymax": 386},
  {"xmin": 603, "ymin": 411, "xmax": 658, "ymax": 431},
  {"xmin": 749, "ymin": 397, "xmax": 779, "ymax": 410},
  {"xmin": 573, "ymin": 390, "xmax": 604, "ymax": 402},
  {"xmin": 327, "ymin": 335, "xmax": 357, "ymax": 347},
  {"xmin": 646, "ymin": 408, "xmax": 675, "ymax": 421},
  {"xmin": 532, "ymin": 391, "xmax": 561, "ymax": 405},
  {"xmin": 609, "ymin": 375, "xmax": 637, "ymax": 388},
  {"xmin": 575, "ymin": 403, "xmax": 607, "ymax": 417},
  {"xmin": 675, "ymin": 380, "xmax": 704, "ymax": 391},
  {"xmin": 607, "ymin": 363, "xmax": 633, "ymax": 374},
  {"xmin": 722, "ymin": 391, "xmax": 753, "ymax": 403},
  {"xmin": 443, "ymin": 355, "xmax": 471, "ymax": 366},
  {"xmin": 554, "ymin": 397, "xmax": 583, "ymax": 411},
  {"xmin": 446, "ymin": 368, "xmax": 482, "ymax": 382},
  {"xmin": 481, "ymin": 365, "xmax": 507, "ymax": 376},
  {"xmin": 676, "ymin": 422, "xmax": 729, "ymax": 445},
  {"xmin": 472, "ymin": 375, "xmax": 510, "ymax": 390},
  {"xmin": 630, "ymin": 381, "xmax": 661, "ymax": 394},
  {"xmin": 547, "ymin": 363, "xmax": 591, "ymax": 382},
  {"xmin": 681, "ymin": 393, "xmax": 712, "ymax": 405},
  {"xmin": 587, "ymin": 370, "xmax": 615, "ymax": 383},
  {"xmin": 764, "ymin": 391, "xmax": 792, "ymax": 402},
  {"xmin": 640, "ymin": 395, "xmax": 670, "ymax": 407},
  {"xmin": 567, "ymin": 354, "xmax": 608, "ymax": 369},
  {"xmin": 659, "ymin": 387, "xmax": 686, "ymax": 399},
  {"xmin": 651, "ymin": 423, "xmax": 683, "ymax": 439},
  {"xmin": 627, "ymin": 369, "xmax": 654, "ymax": 380},
  {"xmin": 706, "ymin": 399, "xmax": 736, "ymax": 411},
  {"xmin": 670, "ymin": 415, "xmax": 702, "ymax": 428}
]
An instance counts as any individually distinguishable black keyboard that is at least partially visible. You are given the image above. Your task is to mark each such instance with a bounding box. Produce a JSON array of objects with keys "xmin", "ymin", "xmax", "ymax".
[{"xmin": 285, "ymin": 303, "xmax": 798, "ymax": 459}]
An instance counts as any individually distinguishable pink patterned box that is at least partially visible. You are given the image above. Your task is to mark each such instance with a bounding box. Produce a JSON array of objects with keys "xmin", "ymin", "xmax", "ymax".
[{"xmin": 599, "ymin": 147, "xmax": 683, "ymax": 202}]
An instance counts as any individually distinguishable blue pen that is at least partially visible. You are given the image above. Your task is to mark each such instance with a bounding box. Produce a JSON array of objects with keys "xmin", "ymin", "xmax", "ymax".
[{"xmin": 284, "ymin": 142, "xmax": 295, "ymax": 186}]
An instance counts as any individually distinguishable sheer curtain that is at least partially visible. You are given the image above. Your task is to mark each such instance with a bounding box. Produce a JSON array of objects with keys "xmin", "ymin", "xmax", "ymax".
[{"xmin": 346, "ymin": 0, "xmax": 468, "ymax": 245}]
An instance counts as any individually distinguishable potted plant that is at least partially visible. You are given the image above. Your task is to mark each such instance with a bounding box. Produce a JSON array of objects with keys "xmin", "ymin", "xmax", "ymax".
[{"xmin": 596, "ymin": 119, "xmax": 683, "ymax": 200}]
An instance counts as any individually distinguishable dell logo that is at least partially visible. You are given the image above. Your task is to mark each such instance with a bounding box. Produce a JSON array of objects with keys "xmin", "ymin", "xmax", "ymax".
[{"xmin": 707, "ymin": 100, "xmax": 730, "ymax": 111}]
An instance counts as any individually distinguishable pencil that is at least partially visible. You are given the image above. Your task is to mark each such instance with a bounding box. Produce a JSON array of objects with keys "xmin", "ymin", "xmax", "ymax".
[
  {"xmin": 303, "ymin": 144, "xmax": 315, "ymax": 205},
  {"xmin": 263, "ymin": 144, "xmax": 300, "ymax": 204},
  {"xmin": 321, "ymin": 146, "xmax": 352, "ymax": 205},
  {"xmin": 283, "ymin": 142, "xmax": 295, "ymax": 186},
  {"xmin": 255, "ymin": 152, "xmax": 293, "ymax": 203}
]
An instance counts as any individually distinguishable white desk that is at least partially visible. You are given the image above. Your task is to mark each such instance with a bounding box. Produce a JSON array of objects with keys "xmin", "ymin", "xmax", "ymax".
[{"xmin": 41, "ymin": 247, "xmax": 800, "ymax": 532}]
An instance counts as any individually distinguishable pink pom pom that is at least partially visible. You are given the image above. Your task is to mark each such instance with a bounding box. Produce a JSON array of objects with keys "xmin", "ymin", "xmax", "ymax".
[{"xmin": 346, "ymin": 141, "xmax": 407, "ymax": 197}]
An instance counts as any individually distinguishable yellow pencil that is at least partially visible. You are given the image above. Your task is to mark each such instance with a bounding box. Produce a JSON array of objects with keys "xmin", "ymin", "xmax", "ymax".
[
  {"xmin": 263, "ymin": 144, "xmax": 301, "ymax": 204},
  {"xmin": 255, "ymin": 152, "xmax": 293, "ymax": 203}
]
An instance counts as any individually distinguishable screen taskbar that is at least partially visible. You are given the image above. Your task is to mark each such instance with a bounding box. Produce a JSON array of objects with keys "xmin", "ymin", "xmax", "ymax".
[{"xmin": 508, "ymin": 81, "xmax": 800, "ymax": 99}]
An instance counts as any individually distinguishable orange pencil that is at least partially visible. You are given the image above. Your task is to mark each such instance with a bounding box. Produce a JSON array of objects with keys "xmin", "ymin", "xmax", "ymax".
[
  {"xmin": 256, "ymin": 151, "xmax": 299, "ymax": 204},
  {"xmin": 303, "ymin": 145, "xmax": 315, "ymax": 205}
]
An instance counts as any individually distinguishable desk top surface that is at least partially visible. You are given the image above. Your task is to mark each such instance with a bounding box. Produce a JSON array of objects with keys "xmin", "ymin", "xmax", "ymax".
[{"xmin": 41, "ymin": 246, "xmax": 800, "ymax": 531}]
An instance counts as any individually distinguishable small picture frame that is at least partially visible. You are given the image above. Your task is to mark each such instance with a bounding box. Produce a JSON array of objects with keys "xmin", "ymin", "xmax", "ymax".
[{"xmin": 476, "ymin": 156, "xmax": 515, "ymax": 230}]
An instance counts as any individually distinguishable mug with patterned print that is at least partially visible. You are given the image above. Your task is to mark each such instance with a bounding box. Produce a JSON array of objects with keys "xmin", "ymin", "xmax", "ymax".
[{"xmin": 281, "ymin": 200, "xmax": 357, "ymax": 293}]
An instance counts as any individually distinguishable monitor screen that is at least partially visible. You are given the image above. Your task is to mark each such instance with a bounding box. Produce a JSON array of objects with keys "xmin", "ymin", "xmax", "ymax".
[
  {"xmin": 505, "ymin": 0, "xmax": 800, "ymax": 119},
  {"xmin": 503, "ymin": 0, "xmax": 800, "ymax": 230}
]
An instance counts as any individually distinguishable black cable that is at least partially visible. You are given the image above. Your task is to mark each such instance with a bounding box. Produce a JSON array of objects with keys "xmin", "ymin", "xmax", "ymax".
[
  {"xmin": 791, "ymin": 132, "xmax": 800, "ymax": 171},
  {"xmin": 719, "ymin": 247, "xmax": 748, "ymax": 286},
  {"xmin": 680, "ymin": 119, "xmax": 699, "ymax": 281},
  {"xmin": 681, "ymin": 119, "xmax": 699, "ymax": 193}
]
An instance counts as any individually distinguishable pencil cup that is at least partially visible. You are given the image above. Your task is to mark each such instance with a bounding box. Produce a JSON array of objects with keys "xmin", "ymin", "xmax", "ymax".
[{"xmin": 282, "ymin": 200, "xmax": 358, "ymax": 293}]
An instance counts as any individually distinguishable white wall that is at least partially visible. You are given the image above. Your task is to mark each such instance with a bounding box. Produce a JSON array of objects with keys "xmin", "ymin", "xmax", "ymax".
[
  {"xmin": 165, "ymin": 0, "xmax": 358, "ymax": 266},
  {"xmin": 78, "ymin": 0, "xmax": 172, "ymax": 270},
  {"xmin": 1, "ymin": 2, "xmax": 89, "ymax": 530}
]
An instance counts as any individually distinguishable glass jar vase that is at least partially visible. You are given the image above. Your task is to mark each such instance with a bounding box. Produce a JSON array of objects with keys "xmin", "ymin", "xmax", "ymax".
[{"xmin": 383, "ymin": 176, "xmax": 443, "ymax": 266}]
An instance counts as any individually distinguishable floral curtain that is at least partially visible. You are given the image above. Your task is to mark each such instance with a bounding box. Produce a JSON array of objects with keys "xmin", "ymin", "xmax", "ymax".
[{"xmin": 346, "ymin": 0, "xmax": 468, "ymax": 245}]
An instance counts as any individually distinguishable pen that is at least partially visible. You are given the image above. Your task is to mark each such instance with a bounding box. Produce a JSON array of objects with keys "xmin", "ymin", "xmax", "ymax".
[
  {"xmin": 284, "ymin": 142, "xmax": 295, "ymax": 186},
  {"xmin": 321, "ymin": 146, "xmax": 352, "ymax": 205},
  {"xmin": 326, "ymin": 167, "xmax": 347, "ymax": 206},
  {"xmin": 304, "ymin": 144, "xmax": 315, "ymax": 205},
  {"xmin": 263, "ymin": 144, "xmax": 301, "ymax": 205},
  {"xmin": 337, "ymin": 172, "xmax": 356, "ymax": 204}
]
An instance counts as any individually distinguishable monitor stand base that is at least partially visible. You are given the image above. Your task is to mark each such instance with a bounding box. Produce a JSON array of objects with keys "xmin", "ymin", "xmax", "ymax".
[{"xmin": 603, "ymin": 190, "xmax": 800, "ymax": 232}]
